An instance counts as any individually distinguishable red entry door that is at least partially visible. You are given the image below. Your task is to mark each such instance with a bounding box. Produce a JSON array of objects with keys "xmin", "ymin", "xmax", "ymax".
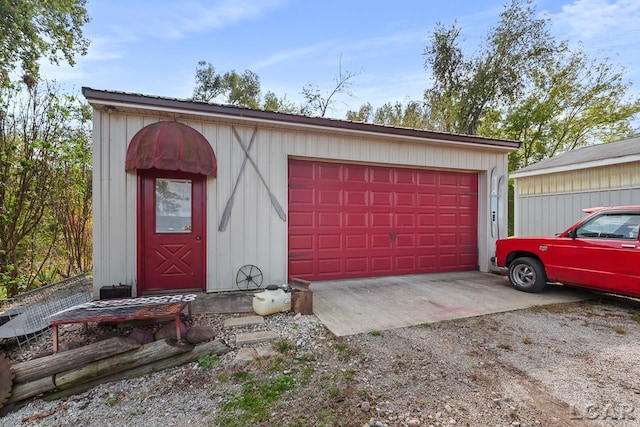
[{"xmin": 138, "ymin": 169, "xmax": 206, "ymax": 295}]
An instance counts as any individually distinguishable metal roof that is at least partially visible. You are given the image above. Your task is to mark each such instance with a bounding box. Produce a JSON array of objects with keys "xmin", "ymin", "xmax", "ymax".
[
  {"xmin": 82, "ymin": 87, "xmax": 520, "ymax": 150},
  {"xmin": 511, "ymin": 136, "xmax": 640, "ymax": 178}
]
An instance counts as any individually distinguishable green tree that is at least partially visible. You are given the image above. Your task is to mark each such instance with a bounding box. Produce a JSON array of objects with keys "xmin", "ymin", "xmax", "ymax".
[
  {"xmin": 481, "ymin": 49, "xmax": 640, "ymax": 169},
  {"xmin": 374, "ymin": 101, "xmax": 430, "ymax": 129},
  {"xmin": 191, "ymin": 61, "xmax": 262, "ymax": 109},
  {"xmin": 192, "ymin": 61, "xmax": 296, "ymax": 112},
  {"xmin": 192, "ymin": 60, "xmax": 360, "ymax": 117},
  {"xmin": 300, "ymin": 60, "xmax": 359, "ymax": 118},
  {"xmin": 262, "ymin": 91, "xmax": 298, "ymax": 114},
  {"xmin": 51, "ymin": 100, "xmax": 92, "ymax": 276},
  {"xmin": 347, "ymin": 100, "xmax": 430, "ymax": 128},
  {"xmin": 223, "ymin": 69, "xmax": 261, "ymax": 109},
  {"xmin": 0, "ymin": 81, "xmax": 91, "ymax": 296},
  {"xmin": 422, "ymin": 0, "xmax": 557, "ymax": 135},
  {"xmin": 0, "ymin": 0, "xmax": 90, "ymax": 82},
  {"xmin": 191, "ymin": 61, "xmax": 224, "ymax": 103},
  {"xmin": 345, "ymin": 102, "xmax": 373, "ymax": 122}
]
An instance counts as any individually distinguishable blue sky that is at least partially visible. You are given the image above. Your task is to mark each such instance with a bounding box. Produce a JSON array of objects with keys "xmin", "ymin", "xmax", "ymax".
[{"xmin": 43, "ymin": 0, "xmax": 640, "ymax": 120}]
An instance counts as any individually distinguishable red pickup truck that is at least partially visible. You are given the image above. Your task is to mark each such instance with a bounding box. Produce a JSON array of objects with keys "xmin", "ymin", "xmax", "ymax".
[{"xmin": 493, "ymin": 206, "xmax": 640, "ymax": 297}]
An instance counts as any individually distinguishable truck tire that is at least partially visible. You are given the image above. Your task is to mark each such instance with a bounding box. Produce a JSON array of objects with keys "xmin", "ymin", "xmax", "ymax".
[{"xmin": 508, "ymin": 257, "xmax": 547, "ymax": 293}]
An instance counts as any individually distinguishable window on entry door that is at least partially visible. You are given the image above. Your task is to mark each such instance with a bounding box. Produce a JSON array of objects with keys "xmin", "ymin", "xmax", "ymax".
[{"xmin": 155, "ymin": 178, "xmax": 192, "ymax": 233}]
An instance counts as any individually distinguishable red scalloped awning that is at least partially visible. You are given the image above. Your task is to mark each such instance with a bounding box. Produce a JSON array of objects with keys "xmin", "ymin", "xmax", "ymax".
[{"xmin": 126, "ymin": 121, "xmax": 217, "ymax": 176}]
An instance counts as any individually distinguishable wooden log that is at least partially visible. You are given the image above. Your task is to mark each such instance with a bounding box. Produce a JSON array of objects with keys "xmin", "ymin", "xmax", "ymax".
[
  {"xmin": 54, "ymin": 338, "xmax": 193, "ymax": 390},
  {"xmin": 12, "ymin": 337, "xmax": 140, "ymax": 384},
  {"xmin": 45, "ymin": 339, "xmax": 230, "ymax": 401},
  {"xmin": 7, "ymin": 376, "xmax": 56, "ymax": 403}
]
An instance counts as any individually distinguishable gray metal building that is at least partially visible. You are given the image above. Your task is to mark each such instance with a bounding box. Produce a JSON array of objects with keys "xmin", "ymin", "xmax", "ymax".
[{"xmin": 511, "ymin": 136, "xmax": 640, "ymax": 236}]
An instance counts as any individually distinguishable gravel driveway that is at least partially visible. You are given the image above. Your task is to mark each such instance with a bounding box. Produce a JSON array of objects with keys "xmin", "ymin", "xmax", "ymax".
[{"xmin": 2, "ymin": 294, "xmax": 640, "ymax": 426}]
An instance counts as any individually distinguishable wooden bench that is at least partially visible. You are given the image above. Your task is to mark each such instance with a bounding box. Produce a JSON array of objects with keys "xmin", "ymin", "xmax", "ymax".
[{"xmin": 49, "ymin": 294, "xmax": 195, "ymax": 352}]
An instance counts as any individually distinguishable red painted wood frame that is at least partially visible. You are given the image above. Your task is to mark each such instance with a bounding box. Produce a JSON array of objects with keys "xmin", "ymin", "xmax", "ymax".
[{"xmin": 137, "ymin": 169, "xmax": 206, "ymax": 295}]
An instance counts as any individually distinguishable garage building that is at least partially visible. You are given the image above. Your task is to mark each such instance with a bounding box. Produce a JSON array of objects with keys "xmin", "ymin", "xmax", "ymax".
[
  {"xmin": 83, "ymin": 88, "xmax": 518, "ymax": 297},
  {"xmin": 511, "ymin": 136, "xmax": 640, "ymax": 237}
]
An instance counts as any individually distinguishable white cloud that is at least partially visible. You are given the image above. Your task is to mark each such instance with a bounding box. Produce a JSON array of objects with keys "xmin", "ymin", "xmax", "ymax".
[
  {"xmin": 112, "ymin": 0, "xmax": 285, "ymax": 41},
  {"xmin": 545, "ymin": 0, "xmax": 640, "ymax": 49},
  {"xmin": 543, "ymin": 0, "xmax": 640, "ymax": 101},
  {"xmin": 252, "ymin": 41, "xmax": 337, "ymax": 69}
]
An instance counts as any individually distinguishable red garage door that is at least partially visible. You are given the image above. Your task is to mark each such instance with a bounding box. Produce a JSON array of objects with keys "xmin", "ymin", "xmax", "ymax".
[{"xmin": 288, "ymin": 159, "xmax": 478, "ymax": 281}]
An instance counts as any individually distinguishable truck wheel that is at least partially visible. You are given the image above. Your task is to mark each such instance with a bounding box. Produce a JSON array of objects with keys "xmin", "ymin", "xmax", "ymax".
[{"xmin": 508, "ymin": 257, "xmax": 547, "ymax": 293}]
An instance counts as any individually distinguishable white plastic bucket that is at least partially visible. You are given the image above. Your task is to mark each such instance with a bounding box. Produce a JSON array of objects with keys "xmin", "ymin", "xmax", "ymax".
[{"xmin": 252, "ymin": 287, "xmax": 291, "ymax": 316}]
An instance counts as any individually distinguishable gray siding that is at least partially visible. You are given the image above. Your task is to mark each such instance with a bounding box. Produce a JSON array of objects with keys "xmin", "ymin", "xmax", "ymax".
[{"xmin": 515, "ymin": 187, "xmax": 640, "ymax": 236}]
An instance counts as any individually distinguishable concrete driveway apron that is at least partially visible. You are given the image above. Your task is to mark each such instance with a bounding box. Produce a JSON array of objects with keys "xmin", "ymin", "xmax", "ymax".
[{"xmin": 311, "ymin": 271, "xmax": 591, "ymax": 336}]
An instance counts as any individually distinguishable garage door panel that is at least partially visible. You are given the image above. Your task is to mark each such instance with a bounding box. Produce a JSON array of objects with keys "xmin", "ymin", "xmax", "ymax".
[
  {"xmin": 396, "ymin": 213, "xmax": 415, "ymax": 227},
  {"xmin": 318, "ymin": 258, "xmax": 342, "ymax": 275},
  {"xmin": 459, "ymin": 232, "xmax": 477, "ymax": 246},
  {"xmin": 396, "ymin": 234, "xmax": 415, "ymax": 248},
  {"xmin": 418, "ymin": 171, "xmax": 437, "ymax": 185},
  {"xmin": 439, "ymin": 193, "xmax": 458, "ymax": 206},
  {"xmin": 318, "ymin": 212, "xmax": 341, "ymax": 227},
  {"xmin": 439, "ymin": 174, "xmax": 459, "ymax": 186},
  {"xmin": 418, "ymin": 193, "xmax": 437, "ymax": 207},
  {"xmin": 460, "ymin": 252, "xmax": 478, "ymax": 267},
  {"xmin": 459, "ymin": 173, "xmax": 477, "ymax": 187},
  {"xmin": 458, "ymin": 212, "xmax": 477, "ymax": 226},
  {"xmin": 459, "ymin": 193, "xmax": 476, "ymax": 205},
  {"xmin": 344, "ymin": 165, "xmax": 367, "ymax": 182},
  {"xmin": 345, "ymin": 234, "xmax": 367, "ymax": 249},
  {"xmin": 395, "ymin": 192, "xmax": 415, "ymax": 206},
  {"xmin": 396, "ymin": 256, "xmax": 416, "ymax": 271},
  {"xmin": 439, "ymin": 254, "xmax": 459, "ymax": 267},
  {"xmin": 371, "ymin": 213, "xmax": 392, "ymax": 227},
  {"xmin": 288, "ymin": 159, "xmax": 478, "ymax": 280},
  {"xmin": 345, "ymin": 212, "xmax": 367, "ymax": 227},
  {"xmin": 370, "ymin": 167, "xmax": 393, "ymax": 184},
  {"xmin": 371, "ymin": 257, "xmax": 392, "ymax": 272},
  {"xmin": 345, "ymin": 257, "xmax": 368, "ymax": 274},
  {"xmin": 439, "ymin": 213, "xmax": 458, "ymax": 226},
  {"xmin": 318, "ymin": 234, "xmax": 341, "ymax": 250},
  {"xmin": 289, "ymin": 235, "xmax": 313, "ymax": 251},
  {"xmin": 318, "ymin": 189, "xmax": 341, "ymax": 205},
  {"xmin": 289, "ymin": 211, "xmax": 314, "ymax": 227},
  {"xmin": 289, "ymin": 162, "xmax": 314, "ymax": 179},
  {"xmin": 371, "ymin": 234, "xmax": 392, "ymax": 249},
  {"xmin": 419, "ymin": 214, "xmax": 436, "ymax": 226},
  {"xmin": 289, "ymin": 188, "xmax": 314, "ymax": 205},
  {"xmin": 418, "ymin": 254, "xmax": 437, "ymax": 268},
  {"xmin": 418, "ymin": 233, "xmax": 437, "ymax": 247},
  {"xmin": 439, "ymin": 233, "xmax": 458, "ymax": 246},
  {"xmin": 289, "ymin": 259, "xmax": 314, "ymax": 276},
  {"xmin": 395, "ymin": 169, "xmax": 415, "ymax": 184},
  {"xmin": 318, "ymin": 163, "xmax": 342, "ymax": 181},
  {"xmin": 371, "ymin": 191, "xmax": 392, "ymax": 206},
  {"xmin": 345, "ymin": 190, "xmax": 367, "ymax": 206}
]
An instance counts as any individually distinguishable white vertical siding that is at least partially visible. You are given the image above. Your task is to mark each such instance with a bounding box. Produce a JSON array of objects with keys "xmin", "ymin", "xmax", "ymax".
[
  {"xmin": 92, "ymin": 113, "xmax": 511, "ymax": 294},
  {"xmin": 91, "ymin": 111, "xmax": 103, "ymax": 299}
]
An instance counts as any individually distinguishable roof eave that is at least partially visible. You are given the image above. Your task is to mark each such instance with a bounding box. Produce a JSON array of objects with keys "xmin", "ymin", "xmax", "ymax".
[
  {"xmin": 510, "ymin": 154, "xmax": 640, "ymax": 179},
  {"xmin": 82, "ymin": 87, "xmax": 520, "ymax": 151}
]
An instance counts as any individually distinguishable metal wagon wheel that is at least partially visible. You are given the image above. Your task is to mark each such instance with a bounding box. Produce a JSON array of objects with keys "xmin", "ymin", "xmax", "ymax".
[{"xmin": 235, "ymin": 265, "xmax": 263, "ymax": 291}]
